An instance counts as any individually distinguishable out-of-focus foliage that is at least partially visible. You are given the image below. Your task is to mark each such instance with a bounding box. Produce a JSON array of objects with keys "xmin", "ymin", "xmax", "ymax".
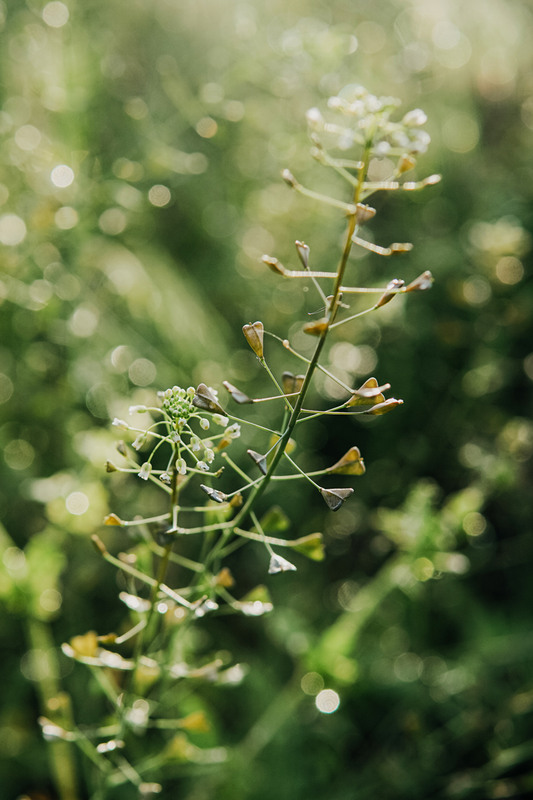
[{"xmin": 1, "ymin": 0, "xmax": 532, "ymax": 798}]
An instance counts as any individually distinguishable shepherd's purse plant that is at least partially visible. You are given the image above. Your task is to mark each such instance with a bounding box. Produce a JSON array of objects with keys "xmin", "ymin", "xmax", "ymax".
[{"xmin": 40, "ymin": 84, "xmax": 440, "ymax": 798}]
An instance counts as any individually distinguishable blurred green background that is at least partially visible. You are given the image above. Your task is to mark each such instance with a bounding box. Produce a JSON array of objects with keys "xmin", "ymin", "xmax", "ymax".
[{"xmin": 1, "ymin": 0, "xmax": 533, "ymax": 798}]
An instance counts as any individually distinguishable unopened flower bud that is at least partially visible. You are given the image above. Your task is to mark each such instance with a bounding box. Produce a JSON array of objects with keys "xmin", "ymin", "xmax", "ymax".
[
  {"xmin": 138, "ymin": 462, "xmax": 152, "ymax": 480},
  {"xmin": 112, "ymin": 418, "xmax": 129, "ymax": 430},
  {"xmin": 402, "ymin": 108, "xmax": 427, "ymax": 127}
]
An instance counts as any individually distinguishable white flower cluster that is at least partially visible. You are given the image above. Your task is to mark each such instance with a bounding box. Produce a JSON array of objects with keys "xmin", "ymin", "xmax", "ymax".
[{"xmin": 306, "ymin": 84, "xmax": 430, "ymax": 156}]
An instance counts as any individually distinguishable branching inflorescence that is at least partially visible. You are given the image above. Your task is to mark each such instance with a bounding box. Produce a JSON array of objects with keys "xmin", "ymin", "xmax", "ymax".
[{"xmin": 45, "ymin": 85, "xmax": 440, "ymax": 796}]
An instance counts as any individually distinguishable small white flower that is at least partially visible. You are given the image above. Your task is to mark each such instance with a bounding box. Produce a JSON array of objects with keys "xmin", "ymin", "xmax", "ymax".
[
  {"xmin": 199, "ymin": 418, "xmax": 210, "ymax": 431},
  {"xmin": 176, "ymin": 458, "xmax": 187, "ymax": 475},
  {"xmin": 212, "ymin": 414, "xmax": 228, "ymax": 427},
  {"xmin": 112, "ymin": 418, "xmax": 129, "ymax": 430},
  {"xmin": 197, "ymin": 461, "xmax": 209, "ymax": 472},
  {"xmin": 129, "ymin": 405, "xmax": 147, "ymax": 414},
  {"xmin": 225, "ymin": 423, "xmax": 241, "ymax": 439},
  {"xmin": 190, "ymin": 435, "xmax": 201, "ymax": 452},
  {"xmin": 204, "ymin": 448, "xmax": 215, "ymax": 464}
]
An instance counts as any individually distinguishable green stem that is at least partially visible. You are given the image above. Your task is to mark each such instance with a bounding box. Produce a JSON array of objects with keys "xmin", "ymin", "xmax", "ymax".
[{"xmin": 232, "ymin": 145, "xmax": 371, "ymax": 529}]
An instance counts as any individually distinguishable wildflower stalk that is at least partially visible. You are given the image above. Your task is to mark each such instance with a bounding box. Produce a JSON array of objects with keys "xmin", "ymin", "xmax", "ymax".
[{"xmin": 56, "ymin": 85, "xmax": 440, "ymax": 796}]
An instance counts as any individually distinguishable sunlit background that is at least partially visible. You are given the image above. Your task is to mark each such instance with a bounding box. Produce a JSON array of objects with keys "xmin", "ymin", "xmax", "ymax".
[{"xmin": 1, "ymin": 0, "xmax": 533, "ymax": 798}]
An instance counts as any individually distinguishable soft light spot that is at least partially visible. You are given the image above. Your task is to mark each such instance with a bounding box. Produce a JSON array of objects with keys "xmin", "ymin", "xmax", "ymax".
[
  {"xmin": 68, "ymin": 307, "xmax": 99, "ymax": 337},
  {"xmin": 99, "ymin": 207, "xmax": 127, "ymax": 235},
  {"xmin": 4, "ymin": 439, "xmax": 35, "ymax": 470},
  {"xmin": 301, "ymin": 672, "xmax": 325, "ymax": 696},
  {"xmin": 200, "ymin": 82, "xmax": 224, "ymax": 104},
  {"xmin": 434, "ymin": 33, "xmax": 472, "ymax": 70},
  {"xmin": 523, "ymin": 354, "xmax": 533, "ymax": 382},
  {"xmin": 110, "ymin": 345, "xmax": 133, "ymax": 372},
  {"xmin": 3, "ymin": 547, "xmax": 27, "ymax": 578},
  {"xmin": 65, "ymin": 491, "xmax": 89, "ymax": 515},
  {"xmin": 355, "ymin": 21, "xmax": 386, "ymax": 55},
  {"xmin": 412, "ymin": 557, "xmax": 435, "ymax": 582},
  {"xmin": 442, "ymin": 113, "xmax": 479, "ymax": 153},
  {"xmin": 14, "ymin": 124, "xmax": 42, "ymax": 151},
  {"xmin": 432, "ymin": 21, "xmax": 461, "ymax": 50},
  {"xmin": 42, "ymin": 1, "xmax": 70, "ymax": 28},
  {"xmin": 462, "ymin": 276, "xmax": 491, "ymax": 305},
  {"xmin": 0, "ymin": 373, "xmax": 14, "ymax": 404},
  {"xmin": 394, "ymin": 652, "xmax": 423, "ymax": 682},
  {"xmin": 196, "ymin": 116, "xmax": 218, "ymax": 138},
  {"xmin": 463, "ymin": 511, "xmax": 487, "ymax": 537},
  {"xmin": 224, "ymin": 100, "xmax": 245, "ymax": 121},
  {"xmin": 129, "ymin": 358, "xmax": 156, "ymax": 386},
  {"xmin": 55, "ymin": 206, "xmax": 78, "ymax": 230},
  {"xmin": 148, "ymin": 185, "xmax": 171, "ymax": 208},
  {"xmin": 39, "ymin": 588, "xmax": 62, "ymax": 614},
  {"xmin": 20, "ymin": 649, "xmax": 53, "ymax": 682},
  {"xmin": 0, "ymin": 214, "xmax": 27, "ymax": 246},
  {"xmin": 113, "ymin": 158, "xmax": 144, "ymax": 182},
  {"xmin": 175, "ymin": 157, "xmax": 202, "ymax": 181},
  {"xmin": 124, "ymin": 97, "xmax": 148, "ymax": 120},
  {"xmin": 315, "ymin": 689, "xmax": 340, "ymax": 714},
  {"xmin": 29, "ymin": 279, "xmax": 53, "ymax": 307},
  {"xmin": 51, "ymin": 164, "xmax": 75, "ymax": 188},
  {"xmin": 495, "ymin": 256, "xmax": 524, "ymax": 285}
]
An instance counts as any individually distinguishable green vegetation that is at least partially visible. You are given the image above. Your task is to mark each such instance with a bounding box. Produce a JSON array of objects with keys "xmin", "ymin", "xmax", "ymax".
[{"xmin": 1, "ymin": 1, "xmax": 533, "ymax": 799}]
